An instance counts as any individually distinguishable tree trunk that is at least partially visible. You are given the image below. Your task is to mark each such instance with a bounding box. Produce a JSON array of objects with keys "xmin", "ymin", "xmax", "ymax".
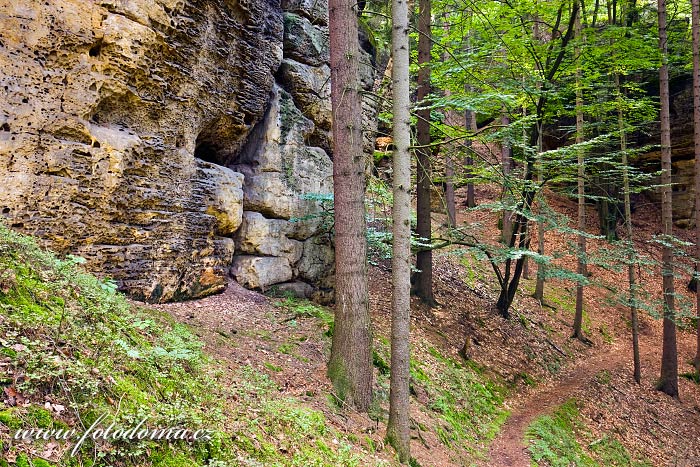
[
  {"xmin": 445, "ymin": 153, "xmax": 456, "ymax": 228},
  {"xmin": 464, "ymin": 28, "xmax": 477, "ymax": 209},
  {"xmin": 618, "ymin": 73, "xmax": 642, "ymax": 383},
  {"xmin": 693, "ymin": 0, "xmax": 700, "ymax": 373},
  {"xmin": 465, "ymin": 108, "xmax": 477, "ymax": 208},
  {"xmin": 573, "ymin": 5, "xmax": 587, "ymax": 340},
  {"xmin": 522, "ymin": 77, "xmax": 530, "ymax": 280},
  {"xmin": 442, "ymin": 18, "xmax": 456, "ymax": 229},
  {"xmin": 501, "ymin": 112, "xmax": 513, "ymax": 244},
  {"xmin": 386, "ymin": 0, "xmax": 411, "ymax": 460},
  {"xmin": 657, "ymin": 0, "xmax": 679, "ymax": 399},
  {"xmin": 413, "ymin": 0, "xmax": 435, "ymax": 306},
  {"xmin": 534, "ymin": 126, "xmax": 546, "ymax": 303},
  {"xmin": 495, "ymin": 0, "xmax": 579, "ymax": 317},
  {"xmin": 327, "ymin": 0, "xmax": 373, "ymax": 412}
]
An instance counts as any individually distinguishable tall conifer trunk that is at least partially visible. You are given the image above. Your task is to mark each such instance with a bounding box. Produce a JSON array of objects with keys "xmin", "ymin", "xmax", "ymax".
[
  {"xmin": 327, "ymin": 0, "xmax": 373, "ymax": 412},
  {"xmin": 386, "ymin": 0, "xmax": 412, "ymax": 460},
  {"xmin": 657, "ymin": 0, "xmax": 679, "ymax": 398},
  {"xmin": 464, "ymin": 18, "xmax": 477, "ymax": 209},
  {"xmin": 413, "ymin": 0, "xmax": 435, "ymax": 305},
  {"xmin": 692, "ymin": 0, "xmax": 700, "ymax": 373}
]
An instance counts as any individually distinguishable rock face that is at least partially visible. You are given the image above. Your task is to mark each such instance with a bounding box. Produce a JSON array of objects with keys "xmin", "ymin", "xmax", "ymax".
[{"xmin": 0, "ymin": 0, "xmax": 345, "ymax": 301}]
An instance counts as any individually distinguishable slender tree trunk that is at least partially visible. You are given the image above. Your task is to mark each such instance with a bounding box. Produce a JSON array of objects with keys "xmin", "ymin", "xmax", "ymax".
[
  {"xmin": 693, "ymin": 0, "xmax": 700, "ymax": 373},
  {"xmin": 522, "ymin": 77, "xmax": 531, "ymax": 280},
  {"xmin": 327, "ymin": 0, "xmax": 373, "ymax": 412},
  {"xmin": 501, "ymin": 112, "xmax": 513, "ymax": 244},
  {"xmin": 532, "ymin": 11, "xmax": 545, "ymax": 303},
  {"xmin": 617, "ymin": 74, "xmax": 642, "ymax": 383},
  {"xmin": 445, "ymin": 153, "xmax": 456, "ymax": 228},
  {"xmin": 465, "ymin": 108, "xmax": 477, "ymax": 208},
  {"xmin": 328, "ymin": 0, "xmax": 373, "ymax": 412},
  {"xmin": 413, "ymin": 0, "xmax": 435, "ymax": 305},
  {"xmin": 657, "ymin": 0, "xmax": 679, "ymax": 399},
  {"xmin": 573, "ymin": 6, "xmax": 587, "ymax": 340},
  {"xmin": 386, "ymin": 0, "xmax": 411, "ymax": 460},
  {"xmin": 464, "ymin": 26, "xmax": 477, "ymax": 209},
  {"xmin": 443, "ymin": 19, "xmax": 456, "ymax": 229},
  {"xmin": 534, "ymin": 126, "xmax": 546, "ymax": 303}
]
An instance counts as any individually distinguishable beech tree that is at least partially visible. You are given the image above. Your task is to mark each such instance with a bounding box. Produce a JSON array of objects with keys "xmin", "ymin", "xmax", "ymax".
[
  {"xmin": 657, "ymin": 0, "xmax": 679, "ymax": 399},
  {"xmin": 618, "ymin": 72, "xmax": 642, "ymax": 383},
  {"xmin": 495, "ymin": 0, "xmax": 580, "ymax": 317},
  {"xmin": 386, "ymin": 0, "xmax": 412, "ymax": 460},
  {"xmin": 327, "ymin": 0, "xmax": 373, "ymax": 411},
  {"xmin": 572, "ymin": 2, "xmax": 587, "ymax": 341}
]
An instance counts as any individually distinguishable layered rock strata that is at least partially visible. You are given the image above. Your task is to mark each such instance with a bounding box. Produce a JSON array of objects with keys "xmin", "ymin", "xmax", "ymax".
[{"xmin": 0, "ymin": 0, "xmax": 350, "ymax": 301}]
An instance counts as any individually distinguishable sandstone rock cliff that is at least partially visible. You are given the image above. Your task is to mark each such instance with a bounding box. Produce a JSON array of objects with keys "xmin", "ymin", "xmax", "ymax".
[{"xmin": 0, "ymin": 0, "xmax": 352, "ymax": 301}]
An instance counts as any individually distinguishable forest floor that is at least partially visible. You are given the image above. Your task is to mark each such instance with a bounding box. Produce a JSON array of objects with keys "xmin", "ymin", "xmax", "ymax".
[
  {"xmin": 145, "ymin": 181, "xmax": 700, "ymax": 466},
  {"xmin": 4, "ymin": 175, "xmax": 700, "ymax": 466}
]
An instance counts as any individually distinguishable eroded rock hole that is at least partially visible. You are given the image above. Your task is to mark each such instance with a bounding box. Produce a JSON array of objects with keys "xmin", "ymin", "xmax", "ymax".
[
  {"xmin": 194, "ymin": 140, "xmax": 223, "ymax": 165},
  {"xmin": 1, "ymin": 123, "xmax": 9, "ymax": 132},
  {"xmin": 89, "ymin": 39, "xmax": 103, "ymax": 57},
  {"xmin": 194, "ymin": 117, "xmax": 246, "ymax": 167}
]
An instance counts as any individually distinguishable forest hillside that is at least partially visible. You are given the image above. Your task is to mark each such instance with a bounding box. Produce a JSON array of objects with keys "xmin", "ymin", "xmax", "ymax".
[{"xmin": 2, "ymin": 180, "xmax": 700, "ymax": 466}]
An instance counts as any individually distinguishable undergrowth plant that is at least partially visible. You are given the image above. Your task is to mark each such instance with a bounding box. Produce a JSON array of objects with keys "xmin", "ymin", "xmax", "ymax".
[
  {"xmin": 0, "ymin": 224, "xmax": 391, "ymax": 467},
  {"xmin": 526, "ymin": 399, "xmax": 652, "ymax": 467}
]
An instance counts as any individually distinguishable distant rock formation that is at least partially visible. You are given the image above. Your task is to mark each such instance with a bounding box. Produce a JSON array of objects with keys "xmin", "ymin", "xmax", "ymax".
[
  {"xmin": 0, "ymin": 0, "xmax": 373, "ymax": 302},
  {"xmin": 638, "ymin": 74, "xmax": 696, "ymax": 227}
]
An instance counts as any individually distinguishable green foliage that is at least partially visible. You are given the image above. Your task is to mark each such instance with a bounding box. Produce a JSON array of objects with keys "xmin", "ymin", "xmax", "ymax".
[
  {"xmin": 289, "ymin": 193, "xmax": 334, "ymax": 237},
  {"xmin": 273, "ymin": 296, "xmax": 334, "ymax": 337},
  {"xmin": 527, "ymin": 399, "xmax": 651, "ymax": 467},
  {"xmin": 0, "ymin": 224, "xmax": 388, "ymax": 467},
  {"xmin": 527, "ymin": 400, "xmax": 597, "ymax": 467},
  {"xmin": 0, "ymin": 223, "xmax": 235, "ymax": 466},
  {"xmin": 410, "ymin": 347, "xmax": 508, "ymax": 460},
  {"xmin": 680, "ymin": 371, "xmax": 700, "ymax": 384}
]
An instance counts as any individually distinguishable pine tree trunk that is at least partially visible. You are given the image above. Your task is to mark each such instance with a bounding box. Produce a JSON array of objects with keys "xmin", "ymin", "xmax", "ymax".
[
  {"xmin": 657, "ymin": 0, "xmax": 679, "ymax": 399},
  {"xmin": 692, "ymin": 0, "xmax": 700, "ymax": 373},
  {"xmin": 327, "ymin": 0, "xmax": 373, "ymax": 412},
  {"xmin": 386, "ymin": 0, "xmax": 411, "ymax": 460},
  {"xmin": 413, "ymin": 0, "xmax": 435, "ymax": 306},
  {"xmin": 573, "ymin": 6, "xmax": 587, "ymax": 340},
  {"xmin": 617, "ymin": 74, "xmax": 642, "ymax": 383}
]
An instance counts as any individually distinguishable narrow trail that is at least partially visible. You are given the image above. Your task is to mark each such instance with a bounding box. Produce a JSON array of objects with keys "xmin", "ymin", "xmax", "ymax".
[{"xmin": 486, "ymin": 337, "xmax": 660, "ymax": 467}]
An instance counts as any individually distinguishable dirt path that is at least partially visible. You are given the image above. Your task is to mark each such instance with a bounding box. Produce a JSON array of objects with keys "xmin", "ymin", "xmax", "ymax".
[{"xmin": 486, "ymin": 337, "xmax": 661, "ymax": 467}]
